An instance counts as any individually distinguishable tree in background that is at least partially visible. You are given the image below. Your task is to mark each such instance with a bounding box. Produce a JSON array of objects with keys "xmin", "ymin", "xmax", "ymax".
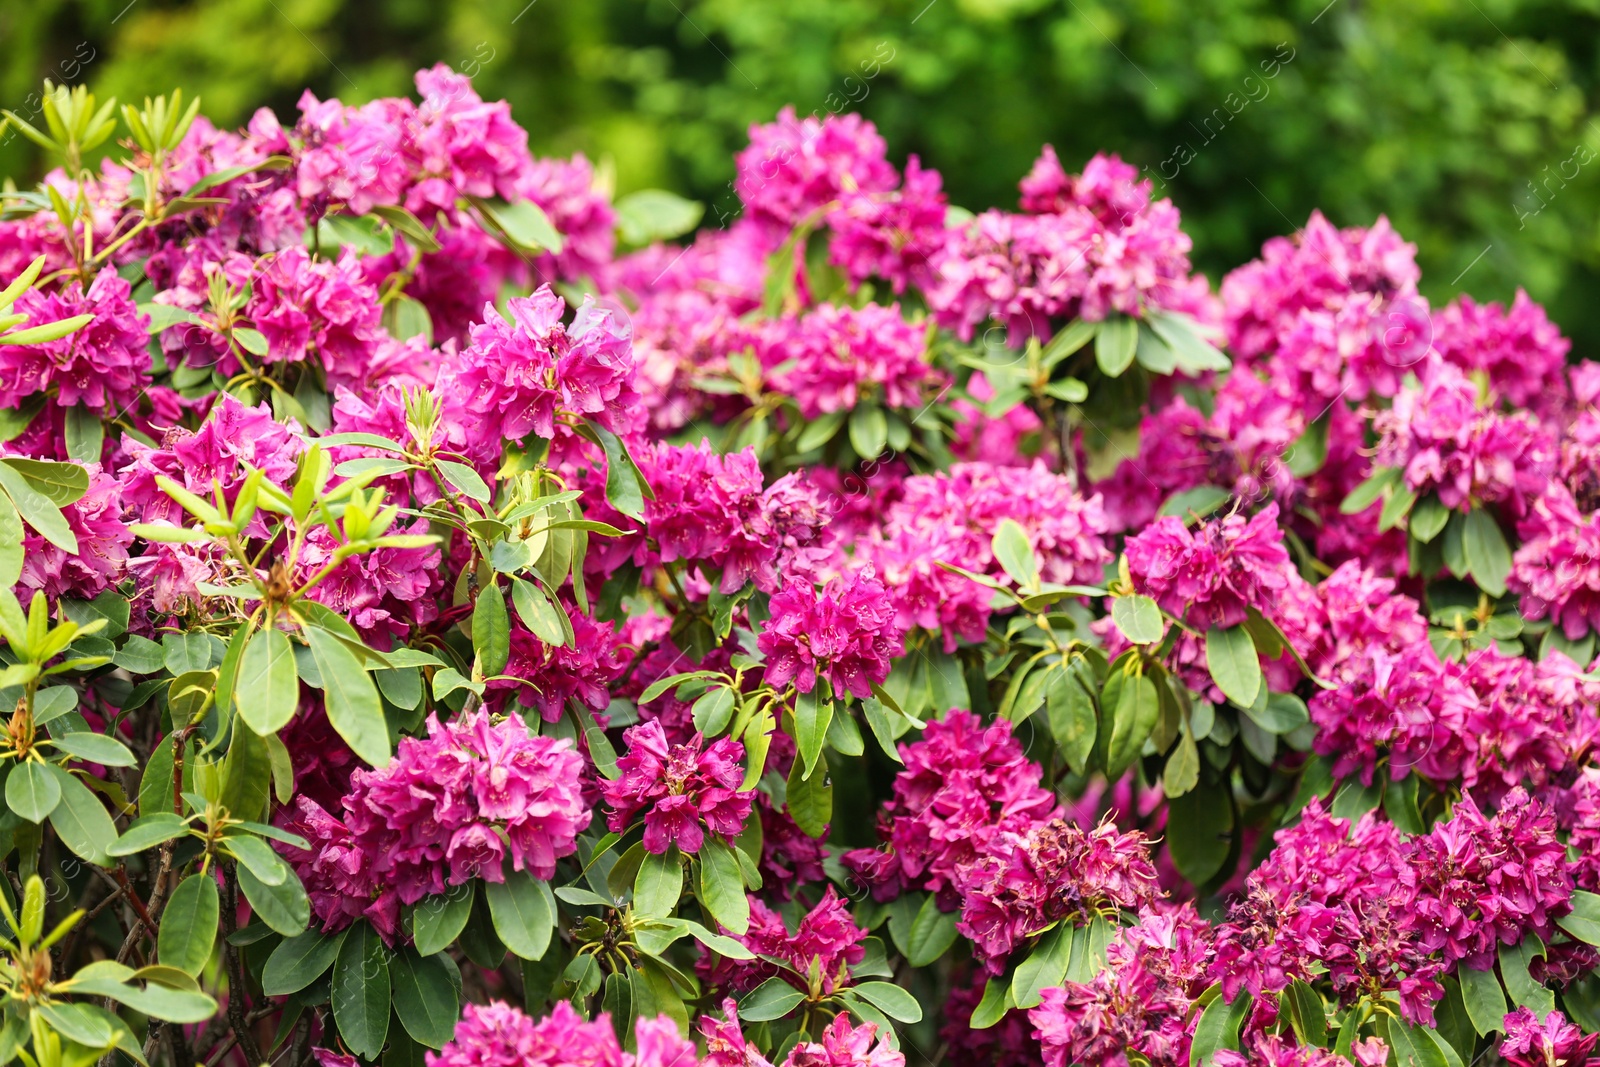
[{"xmin": 4, "ymin": 0, "xmax": 1600, "ymax": 350}]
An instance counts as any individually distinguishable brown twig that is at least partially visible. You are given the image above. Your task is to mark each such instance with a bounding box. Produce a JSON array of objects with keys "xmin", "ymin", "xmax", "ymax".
[{"xmin": 221, "ymin": 870, "xmax": 265, "ymax": 1066}]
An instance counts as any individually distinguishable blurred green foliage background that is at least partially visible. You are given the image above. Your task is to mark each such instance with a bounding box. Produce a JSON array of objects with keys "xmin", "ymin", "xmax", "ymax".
[{"xmin": 5, "ymin": 0, "xmax": 1600, "ymax": 351}]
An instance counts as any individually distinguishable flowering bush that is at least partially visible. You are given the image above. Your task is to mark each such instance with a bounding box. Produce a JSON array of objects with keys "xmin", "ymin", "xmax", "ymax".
[{"xmin": 0, "ymin": 69, "xmax": 1597, "ymax": 1067}]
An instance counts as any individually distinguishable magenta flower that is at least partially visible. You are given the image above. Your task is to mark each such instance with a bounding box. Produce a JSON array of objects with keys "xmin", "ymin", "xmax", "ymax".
[
  {"xmin": 783, "ymin": 1013, "xmax": 904, "ymax": 1067},
  {"xmin": 426, "ymin": 1001, "xmax": 625, "ymax": 1067},
  {"xmin": 247, "ymin": 246, "xmax": 386, "ymax": 387},
  {"xmin": 735, "ymin": 108, "xmax": 898, "ymax": 242},
  {"xmin": 9, "ymin": 460, "xmax": 131, "ymax": 602},
  {"xmin": 444, "ymin": 284, "xmax": 637, "ymax": 443},
  {"xmin": 1498, "ymin": 1008, "xmax": 1600, "ymax": 1067},
  {"xmin": 601, "ymin": 721, "xmax": 755, "ymax": 854},
  {"xmin": 0, "ymin": 267, "xmax": 149, "ymax": 416},
  {"xmin": 1433, "ymin": 289, "xmax": 1570, "ymax": 414},
  {"xmin": 1513, "ymin": 484, "xmax": 1600, "ymax": 641},
  {"xmin": 842, "ymin": 709, "xmax": 1058, "ymax": 902},
  {"xmin": 703, "ymin": 886, "xmax": 867, "ymax": 995},
  {"xmin": 280, "ymin": 711, "xmax": 590, "ymax": 941},
  {"xmin": 754, "ymin": 302, "xmax": 941, "ymax": 419},
  {"xmin": 759, "ymin": 567, "xmax": 904, "ymax": 699},
  {"xmin": 1123, "ymin": 503, "xmax": 1294, "ymax": 633}
]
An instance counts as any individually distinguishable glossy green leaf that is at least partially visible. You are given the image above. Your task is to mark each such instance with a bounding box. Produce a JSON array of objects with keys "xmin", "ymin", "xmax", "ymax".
[
  {"xmin": 237, "ymin": 627, "xmax": 299, "ymax": 735},
  {"xmin": 412, "ymin": 888, "xmax": 474, "ymax": 956},
  {"xmin": 1205, "ymin": 625, "xmax": 1261, "ymax": 708},
  {"xmin": 305, "ymin": 625, "xmax": 389, "ymax": 767},
  {"xmin": 390, "ymin": 948, "xmax": 460, "ymax": 1049},
  {"xmin": 332, "ymin": 920, "xmax": 391, "ymax": 1059},
  {"xmin": 158, "ymin": 874, "xmax": 218, "ymax": 975},
  {"xmin": 484, "ymin": 868, "xmax": 556, "ymax": 960},
  {"xmin": 1111, "ymin": 594, "xmax": 1163, "ymax": 644},
  {"xmin": 262, "ymin": 928, "xmax": 347, "ymax": 996},
  {"xmin": 473, "ymin": 582, "xmax": 510, "ymax": 677}
]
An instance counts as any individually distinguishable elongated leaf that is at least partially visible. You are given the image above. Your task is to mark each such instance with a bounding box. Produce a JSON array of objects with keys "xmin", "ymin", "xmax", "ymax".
[
  {"xmin": 1205, "ymin": 625, "xmax": 1261, "ymax": 708},
  {"xmin": 1046, "ymin": 668, "xmax": 1096, "ymax": 775},
  {"xmin": 904, "ymin": 894, "xmax": 959, "ymax": 967},
  {"xmin": 332, "ymin": 921, "xmax": 391, "ymax": 1059},
  {"xmin": 305, "ymin": 625, "xmax": 389, "ymax": 767},
  {"xmin": 786, "ymin": 749, "xmax": 832, "ymax": 837},
  {"xmin": 1111, "ymin": 594, "xmax": 1163, "ymax": 644},
  {"xmin": 51, "ymin": 732, "xmax": 136, "ymax": 766},
  {"xmin": 1106, "ymin": 671, "xmax": 1159, "ymax": 778},
  {"xmin": 47, "ymin": 765, "xmax": 116, "ymax": 865},
  {"xmin": 1461, "ymin": 508, "xmax": 1512, "ymax": 597},
  {"xmin": 593, "ymin": 426, "xmax": 650, "ymax": 521},
  {"xmin": 1558, "ymin": 890, "xmax": 1600, "ymax": 946},
  {"xmin": 435, "ymin": 459, "xmax": 490, "ymax": 503},
  {"xmin": 634, "ymin": 848, "xmax": 681, "ymax": 920},
  {"xmin": 0, "ymin": 494, "xmax": 21, "ymax": 587},
  {"xmin": 237, "ymin": 627, "xmax": 299, "ymax": 735},
  {"xmin": 1457, "ymin": 964, "xmax": 1507, "ymax": 1036},
  {"xmin": 697, "ymin": 838, "xmax": 749, "ymax": 936},
  {"xmin": 110, "ymin": 813, "xmax": 189, "ymax": 857},
  {"xmin": 390, "ymin": 948, "xmax": 460, "ymax": 1049},
  {"xmin": 237, "ymin": 863, "xmax": 309, "ymax": 936},
  {"xmin": 1500, "ymin": 935, "xmax": 1555, "ymax": 1018},
  {"xmin": 739, "ymin": 976, "xmax": 805, "ymax": 1022},
  {"xmin": 263, "ymin": 928, "xmax": 347, "ymax": 995},
  {"xmin": 1190, "ymin": 989, "xmax": 1251, "ymax": 1066},
  {"xmin": 412, "ymin": 888, "xmax": 474, "ymax": 956},
  {"xmin": 991, "ymin": 519, "xmax": 1039, "ymax": 590},
  {"xmin": 473, "ymin": 582, "xmax": 510, "ymax": 677},
  {"xmin": 1011, "ymin": 923, "xmax": 1072, "ymax": 1009},
  {"xmin": 1095, "ymin": 315, "xmax": 1138, "ymax": 376},
  {"xmin": 793, "ymin": 690, "xmax": 832, "ymax": 780},
  {"xmin": 852, "ymin": 981, "xmax": 922, "ymax": 1023},
  {"xmin": 0, "ymin": 462, "xmax": 76, "ymax": 552},
  {"xmin": 158, "ymin": 874, "xmax": 218, "ymax": 975},
  {"xmin": 224, "ymin": 833, "xmax": 290, "ymax": 886},
  {"xmin": 484, "ymin": 869, "xmax": 555, "ymax": 960},
  {"xmin": 7, "ymin": 761, "xmax": 60, "ymax": 824},
  {"xmin": 1167, "ymin": 777, "xmax": 1234, "ymax": 886}
]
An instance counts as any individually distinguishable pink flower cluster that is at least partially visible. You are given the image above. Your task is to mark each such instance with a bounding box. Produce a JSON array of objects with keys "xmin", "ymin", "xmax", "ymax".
[
  {"xmin": 759, "ymin": 568, "xmax": 904, "ymax": 698},
  {"xmin": 601, "ymin": 721, "xmax": 755, "ymax": 854},
  {"xmin": 754, "ymin": 302, "xmax": 939, "ymax": 419},
  {"xmin": 701, "ymin": 886, "xmax": 867, "ymax": 994},
  {"xmin": 279, "ymin": 710, "xmax": 590, "ymax": 942}
]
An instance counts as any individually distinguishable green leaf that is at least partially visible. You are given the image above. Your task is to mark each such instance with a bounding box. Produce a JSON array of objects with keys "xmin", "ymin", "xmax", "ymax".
[
  {"xmin": 435, "ymin": 459, "xmax": 491, "ymax": 504},
  {"xmin": 1378, "ymin": 480, "xmax": 1419, "ymax": 532},
  {"xmin": 633, "ymin": 848, "xmax": 681, "ymax": 920},
  {"xmin": 0, "ymin": 462, "xmax": 76, "ymax": 553},
  {"xmin": 1146, "ymin": 311, "xmax": 1230, "ymax": 374},
  {"xmin": 158, "ymin": 874, "xmax": 218, "ymax": 975},
  {"xmin": 795, "ymin": 410, "xmax": 846, "ymax": 452},
  {"xmin": 109, "ymin": 813, "xmax": 189, "ymax": 857},
  {"xmin": 1558, "ymin": 889, "xmax": 1600, "ymax": 946},
  {"xmin": 139, "ymin": 739, "xmax": 177, "ymax": 819},
  {"xmin": 1105, "ymin": 670, "xmax": 1159, "ymax": 778},
  {"xmin": 991, "ymin": 519, "xmax": 1039, "ymax": 589},
  {"xmin": 47, "ymin": 765, "xmax": 116, "ymax": 865},
  {"xmin": 390, "ymin": 948, "xmax": 460, "ymax": 1049},
  {"xmin": 793, "ymin": 689, "xmax": 832, "ymax": 780},
  {"xmin": 511, "ymin": 578, "xmax": 568, "ymax": 648},
  {"xmin": 7, "ymin": 761, "xmax": 60, "ymax": 823},
  {"xmin": 1167, "ymin": 777, "xmax": 1234, "ymax": 886},
  {"xmin": 332, "ymin": 921, "xmax": 391, "ymax": 1059},
  {"xmin": 1135, "ymin": 320, "xmax": 1177, "ymax": 373},
  {"xmin": 852, "ymin": 980, "xmax": 923, "ymax": 1023},
  {"xmin": 786, "ymin": 748, "xmax": 832, "ymax": 837},
  {"xmin": 615, "ymin": 189, "xmax": 704, "ymax": 246},
  {"xmin": 51, "ymin": 732, "xmax": 136, "ymax": 766},
  {"xmin": 484, "ymin": 868, "xmax": 556, "ymax": 961},
  {"xmin": 236, "ymin": 627, "xmax": 300, "ymax": 735},
  {"xmin": 224, "ymin": 833, "xmax": 291, "ymax": 886},
  {"xmin": 305, "ymin": 625, "xmax": 390, "ymax": 767},
  {"xmin": 1283, "ymin": 980, "xmax": 1326, "ymax": 1047},
  {"xmin": 1205, "ymin": 625, "xmax": 1261, "ymax": 708},
  {"xmin": 1046, "ymin": 667, "xmax": 1097, "ymax": 775},
  {"xmin": 370, "ymin": 204, "xmax": 442, "ymax": 252},
  {"xmin": 0, "ymin": 494, "xmax": 21, "ymax": 587},
  {"xmin": 1095, "ymin": 315, "xmax": 1138, "ymax": 376},
  {"xmin": 476, "ymin": 198, "xmax": 565, "ymax": 254},
  {"xmin": 692, "ymin": 686, "xmax": 736, "ymax": 736},
  {"xmin": 848, "ymin": 404, "xmax": 889, "ymax": 459},
  {"xmin": 2, "ymin": 457, "xmax": 89, "ymax": 506},
  {"xmin": 1378, "ymin": 1015, "xmax": 1449, "ymax": 1067},
  {"xmin": 1159, "ymin": 485, "xmax": 1232, "ymax": 523},
  {"xmin": 594, "ymin": 425, "xmax": 650, "ymax": 521},
  {"xmin": 1341, "ymin": 466, "xmax": 1400, "ymax": 515},
  {"xmin": 968, "ymin": 976, "xmax": 1014, "ymax": 1030},
  {"xmin": 1011, "ymin": 923, "xmax": 1072, "ymax": 1009},
  {"xmin": 1111, "ymin": 594, "xmax": 1163, "ymax": 644},
  {"xmin": 63, "ymin": 406, "xmax": 103, "ymax": 464},
  {"xmin": 1457, "ymin": 964, "xmax": 1507, "ymax": 1036},
  {"xmin": 1163, "ymin": 726, "xmax": 1201, "ymax": 797},
  {"xmin": 1461, "ymin": 508, "xmax": 1512, "ymax": 597},
  {"xmin": 1500, "ymin": 934, "xmax": 1555, "ymax": 1018},
  {"xmin": 219, "ymin": 722, "xmax": 270, "ymax": 823},
  {"xmin": 697, "ymin": 837, "xmax": 750, "ymax": 935},
  {"xmin": 1189, "ymin": 988, "xmax": 1251, "ymax": 1067},
  {"xmin": 473, "ymin": 582, "xmax": 511, "ymax": 677},
  {"xmin": 66, "ymin": 974, "xmax": 217, "ymax": 1024},
  {"xmin": 1239, "ymin": 692, "xmax": 1308, "ymax": 735},
  {"xmin": 263, "ymin": 928, "xmax": 347, "ymax": 996},
  {"xmin": 237, "ymin": 863, "xmax": 309, "ymax": 936},
  {"xmin": 904, "ymin": 894, "xmax": 958, "ymax": 967},
  {"xmin": 412, "ymin": 888, "xmax": 474, "ymax": 956},
  {"xmin": 739, "ymin": 976, "xmax": 805, "ymax": 1022},
  {"xmin": 1410, "ymin": 494, "xmax": 1450, "ymax": 543}
]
